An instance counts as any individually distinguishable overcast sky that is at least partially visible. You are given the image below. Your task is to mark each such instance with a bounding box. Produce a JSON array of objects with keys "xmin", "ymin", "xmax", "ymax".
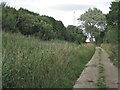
[{"xmin": 2, "ymin": 0, "xmax": 114, "ymax": 26}]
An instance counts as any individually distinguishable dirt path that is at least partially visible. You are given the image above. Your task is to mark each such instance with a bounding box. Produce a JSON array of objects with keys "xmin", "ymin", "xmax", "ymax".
[{"xmin": 73, "ymin": 47, "xmax": 118, "ymax": 88}]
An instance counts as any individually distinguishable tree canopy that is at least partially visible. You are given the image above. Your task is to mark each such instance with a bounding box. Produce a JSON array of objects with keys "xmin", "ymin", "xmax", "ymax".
[
  {"xmin": 104, "ymin": 1, "xmax": 120, "ymax": 44},
  {"xmin": 1, "ymin": 2, "xmax": 87, "ymax": 44},
  {"xmin": 78, "ymin": 8, "xmax": 106, "ymax": 42}
]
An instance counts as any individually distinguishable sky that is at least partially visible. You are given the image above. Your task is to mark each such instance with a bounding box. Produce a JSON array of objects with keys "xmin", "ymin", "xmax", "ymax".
[{"xmin": 1, "ymin": 0, "xmax": 115, "ymax": 27}]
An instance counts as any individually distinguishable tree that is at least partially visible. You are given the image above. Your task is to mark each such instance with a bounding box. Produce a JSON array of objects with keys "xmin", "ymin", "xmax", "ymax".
[
  {"xmin": 1, "ymin": 2, "xmax": 88, "ymax": 44},
  {"xmin": 18, "ymin": 8, "xmax": 39, "ymax": 16},
  {"xmin": 66, "ymin": 25, "xmax": 87, "ymax": 43},
  {"xmin": 2, "ymin": 2, "xmax": 18, "ymax": 32},
  {"xmin": 78, "ymin": 8, "xmax": 106, "ymax": 42},
  {"xmin": 17, "ymin": 14, "xmax": 41, "ymax": 35},
  {"xmin": 104, "ymin": 1, "xmax": 120, "ymax": 44}
]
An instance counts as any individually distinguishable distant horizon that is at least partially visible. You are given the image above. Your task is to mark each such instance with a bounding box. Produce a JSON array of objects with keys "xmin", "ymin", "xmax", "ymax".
[{"xmin": 1, "ymin": 0, "xmax": 114, "ymax": 26}]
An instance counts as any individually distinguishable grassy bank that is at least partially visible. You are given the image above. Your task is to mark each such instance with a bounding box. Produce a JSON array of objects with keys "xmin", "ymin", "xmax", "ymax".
[
  {"xmin": 2, "ymin": 32, "xmax": 95, "ymax": 88},
  {"xmin": 101, "ymin": 44, "xmax": 119, "ymax": 67}
]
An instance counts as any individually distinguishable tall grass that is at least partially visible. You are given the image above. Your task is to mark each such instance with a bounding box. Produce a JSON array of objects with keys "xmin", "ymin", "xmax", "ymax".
[
  {"xmin": 0, "ymin": 31, "xmax": 2, "ymax": 89},
  {"xmin": 2, "ymin": 32, "xmax": 95, "ymax": 88},
  {"xmin": 101, "ymin": 44, "xmax": 119, "ymax": 67}
]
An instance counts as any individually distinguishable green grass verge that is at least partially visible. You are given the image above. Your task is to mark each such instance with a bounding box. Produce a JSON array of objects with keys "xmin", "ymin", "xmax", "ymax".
[
  {"xmin": 2, "ymin": 32, "xmax": 95, "ymax": 88},
  {"xmin": 101, "ymin": 44, "xmax": 119, "ymax": 67},
  {"xmin": 96, "ymin": 48, "xmax": 107, "ymax": 88}
]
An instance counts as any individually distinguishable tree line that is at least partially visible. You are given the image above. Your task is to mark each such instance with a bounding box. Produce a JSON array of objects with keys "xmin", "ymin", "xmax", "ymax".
[
  {"xmin": 1, "ymin": 0, "xmax": 119, "ymax": 44},
  {"xmin": 1, "ymin": 2, "xmax": 86, "ymax": 44}
]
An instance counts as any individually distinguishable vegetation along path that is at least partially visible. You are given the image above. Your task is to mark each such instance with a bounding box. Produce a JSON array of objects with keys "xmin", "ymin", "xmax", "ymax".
[{"xmin": 73, "ymin": 47, "xmax": 118, "ymax": 88}]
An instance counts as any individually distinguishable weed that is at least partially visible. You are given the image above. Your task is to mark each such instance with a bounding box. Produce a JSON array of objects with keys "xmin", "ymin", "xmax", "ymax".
[
  {"xmin": 2, "ymin": 32, "xmax": 95, "ymax": 88},
  {"xmin": 87, "ymin": 80, "xmax": 93, "ymax": 82},
  {"xmin": 101, "ymin": 44, "xmax": 119, "ymax": 67},
  {"xmin": 97, "ymin": 48, "xmax": 107, "ymax": 88}
]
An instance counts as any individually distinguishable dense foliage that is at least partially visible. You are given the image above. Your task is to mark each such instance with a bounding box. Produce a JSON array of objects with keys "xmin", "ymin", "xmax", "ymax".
[
  {"xmin": 104, "ymin": 1, "xmax": 120, "ymax": 44},
  {"xmin": 66, "ymin": 25, "xmax": 87, "ymax": 43},
  {"xmin": 2, "ymin": 32, "xmax": 95, "ymax": 88},
  {"xmin": 1, "ymin": 3, "xmax": 86, "ymax": 44}
]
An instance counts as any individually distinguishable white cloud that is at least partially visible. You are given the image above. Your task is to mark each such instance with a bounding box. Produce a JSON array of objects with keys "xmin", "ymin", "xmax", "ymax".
[{"xmin": 2, "ymin": 0, "xmax": 114, "ymax": 26}]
